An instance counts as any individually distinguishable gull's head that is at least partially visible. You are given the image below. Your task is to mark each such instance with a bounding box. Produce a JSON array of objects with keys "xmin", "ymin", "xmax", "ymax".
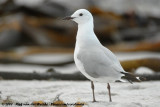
[{"xmin": 63, "ymin": 9, "xmax": 93, "ymax": 24}]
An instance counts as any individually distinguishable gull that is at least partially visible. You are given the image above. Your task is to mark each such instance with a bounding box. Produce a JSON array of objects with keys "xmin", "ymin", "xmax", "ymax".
[{"xmin": 63, "ymin": 9, "xmax": 141, "ymax": 102}]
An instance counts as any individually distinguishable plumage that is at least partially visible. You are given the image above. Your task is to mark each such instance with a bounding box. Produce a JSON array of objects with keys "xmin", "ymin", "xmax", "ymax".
[
  {"xmin": 63, "ymin": 9, "xmax": 141, "ymax": 102},
  {"xmin": 75, "ymin": 46, "xmax": 124, "ymax": 82}
]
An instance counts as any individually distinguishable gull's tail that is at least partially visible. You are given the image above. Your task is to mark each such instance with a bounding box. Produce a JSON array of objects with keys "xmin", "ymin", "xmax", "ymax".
[{"xmin": 120, "ymin": 72, "xmax": 146, "ymax": 84}]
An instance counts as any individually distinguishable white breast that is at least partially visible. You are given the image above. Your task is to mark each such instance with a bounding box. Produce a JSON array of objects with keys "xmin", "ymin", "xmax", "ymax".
[{"xmin": 74, "ymin": 44, "xmax": 97, "ymax": 81}]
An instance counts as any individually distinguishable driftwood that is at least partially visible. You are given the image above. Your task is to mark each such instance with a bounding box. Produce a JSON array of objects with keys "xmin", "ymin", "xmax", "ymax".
[
  {"xmin": 0, "ymin": 71, "xmax": 87, "ymax": 80},
  {"xmin": 0, "ymin": 70, "xmax": 159, "ymax": 81}
]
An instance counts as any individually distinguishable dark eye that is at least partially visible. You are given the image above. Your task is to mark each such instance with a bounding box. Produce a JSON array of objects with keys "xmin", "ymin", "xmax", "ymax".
[{"xmin": 79, "ymin": 13, "xmax": 83, "ymax": 16}]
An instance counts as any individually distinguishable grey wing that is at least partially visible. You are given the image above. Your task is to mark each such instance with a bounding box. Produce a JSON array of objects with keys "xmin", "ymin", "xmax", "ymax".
[
  {"xmin": 101, "ymin": 46, "xmax": 125, "ymax": 72},
  {"xmin": 77, "ymin": 48, "xmax": 124, "ymax": 78}
]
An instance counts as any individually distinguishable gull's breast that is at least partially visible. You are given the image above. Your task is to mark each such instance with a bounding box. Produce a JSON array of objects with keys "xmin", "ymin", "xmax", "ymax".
[{"xmin": 74, "ymin": 45, "xmax": 95, "ymax": 81}]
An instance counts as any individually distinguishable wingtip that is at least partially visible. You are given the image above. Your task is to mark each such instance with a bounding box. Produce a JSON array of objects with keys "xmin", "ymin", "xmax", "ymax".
[
  {"xmin": 136, "ymin": 77, "xmax": 141, "ymax": 82},
  {"xmin": 121, "ymin": 72, "xmax": 145, "ymax": 83}
]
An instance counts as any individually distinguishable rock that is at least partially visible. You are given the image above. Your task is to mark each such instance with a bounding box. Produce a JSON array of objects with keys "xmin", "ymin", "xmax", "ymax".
[
  {"xmin": 0, "ymin": 29, "xmax": 21, "ymax": 50},
  {"xmin": 120, "ymin": 58, "xmax": 160, "ymax": 72},
  {"xmin": 134, "ymin": 67, "xmax": 155, "ymax": 75}
]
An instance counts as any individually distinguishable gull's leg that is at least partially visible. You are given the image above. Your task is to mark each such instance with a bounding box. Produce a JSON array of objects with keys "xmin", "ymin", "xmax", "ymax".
[
  {"xmin": 91, "ymin": 81, "xmax": 96, "ymax": 102},
  {"xmin": 107, "ymin": 83, "xmax": 112, "ymax": 102}
]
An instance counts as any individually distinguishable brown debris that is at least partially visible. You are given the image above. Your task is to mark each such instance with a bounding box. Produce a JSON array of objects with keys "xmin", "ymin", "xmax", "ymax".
[
  {"xmin": 74, "ymin": 101, "xmax": 86, "ymax": 107},
  {"xmin": 89, "ymin": 6, "xmax": 122, "ymax": 20},
  {"xmin": 0, "ymin": 46, "xmax": 73, "ymax": 60},
  {"xmin": 108, "ymin": 41, "xmax": 160, "ymax": 52},
  {"xmin": 52, "ymin": 100, "xmax": 67, "ymax": 107},
  {"xmin": 32, "ymin": 101, "xmax": 46, "ymax": 107},
  {"xmin": 0, "ymin": 19, "xmax": 21, "ymax": 32},
  {"xmin": 0, "ymin": 0, "xmax": 160, "ymax": 49},
  {"xmin": 2, "ymin": 96, "xmax": 13, "ymax": 105},
  {"xmin": 22, "ymin": 15, "xmax": 76, "ymax": 47}
]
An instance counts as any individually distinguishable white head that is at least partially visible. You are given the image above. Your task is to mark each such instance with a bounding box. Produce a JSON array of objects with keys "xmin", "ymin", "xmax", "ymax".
[{"xmin": 63, "ymin": 9, "xmax": 93, "ymax": 25}]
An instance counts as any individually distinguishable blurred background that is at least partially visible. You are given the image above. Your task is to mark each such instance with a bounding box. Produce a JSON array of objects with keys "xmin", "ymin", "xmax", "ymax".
[{"xmin": 0, "ymin": 0, "xmax": 160, "ymax": 80}]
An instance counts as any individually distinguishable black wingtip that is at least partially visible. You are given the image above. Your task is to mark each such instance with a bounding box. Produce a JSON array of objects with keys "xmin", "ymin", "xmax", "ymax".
[{"xmin": 120, "ymin": 72, "xmax": 144, "ymax": 83}]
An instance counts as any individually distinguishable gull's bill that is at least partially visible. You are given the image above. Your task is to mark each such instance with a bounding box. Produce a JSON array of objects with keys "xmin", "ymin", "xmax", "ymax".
[{"xmin": 62, "ymin": 16, "xmax": 75, "ymax": 20}]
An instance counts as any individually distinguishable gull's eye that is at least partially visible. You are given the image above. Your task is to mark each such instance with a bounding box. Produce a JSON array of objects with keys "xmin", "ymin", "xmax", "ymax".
[{"xmin": 79, "ymin": 13, "xmax": 83, "ymax": 16}]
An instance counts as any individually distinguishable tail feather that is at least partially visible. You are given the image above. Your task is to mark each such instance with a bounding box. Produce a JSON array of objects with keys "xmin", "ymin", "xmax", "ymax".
[{"xmin": 120, "ymin": 72, "xmax": 144, "ymax": 84}]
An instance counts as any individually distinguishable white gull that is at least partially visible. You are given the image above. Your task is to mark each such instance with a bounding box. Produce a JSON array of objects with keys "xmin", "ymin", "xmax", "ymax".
[{"xmin": 63, "ymin": 9, "xmax": 141, "ymax": 102}]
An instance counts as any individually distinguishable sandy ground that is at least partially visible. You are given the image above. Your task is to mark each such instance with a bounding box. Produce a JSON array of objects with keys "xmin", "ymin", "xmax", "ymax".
[
  {"xmin": 0, "ymin": 52, "xmax": 160, "ymax": 106},
  {"xmin": 0, "ymin": 80, "xmax": 159, "ymax": 107}
]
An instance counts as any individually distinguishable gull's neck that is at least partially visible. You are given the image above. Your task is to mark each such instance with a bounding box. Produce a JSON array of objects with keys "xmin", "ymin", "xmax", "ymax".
[{"xmin": 76, "ymin": 20, "xmax": 100, "ymax": 47}]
